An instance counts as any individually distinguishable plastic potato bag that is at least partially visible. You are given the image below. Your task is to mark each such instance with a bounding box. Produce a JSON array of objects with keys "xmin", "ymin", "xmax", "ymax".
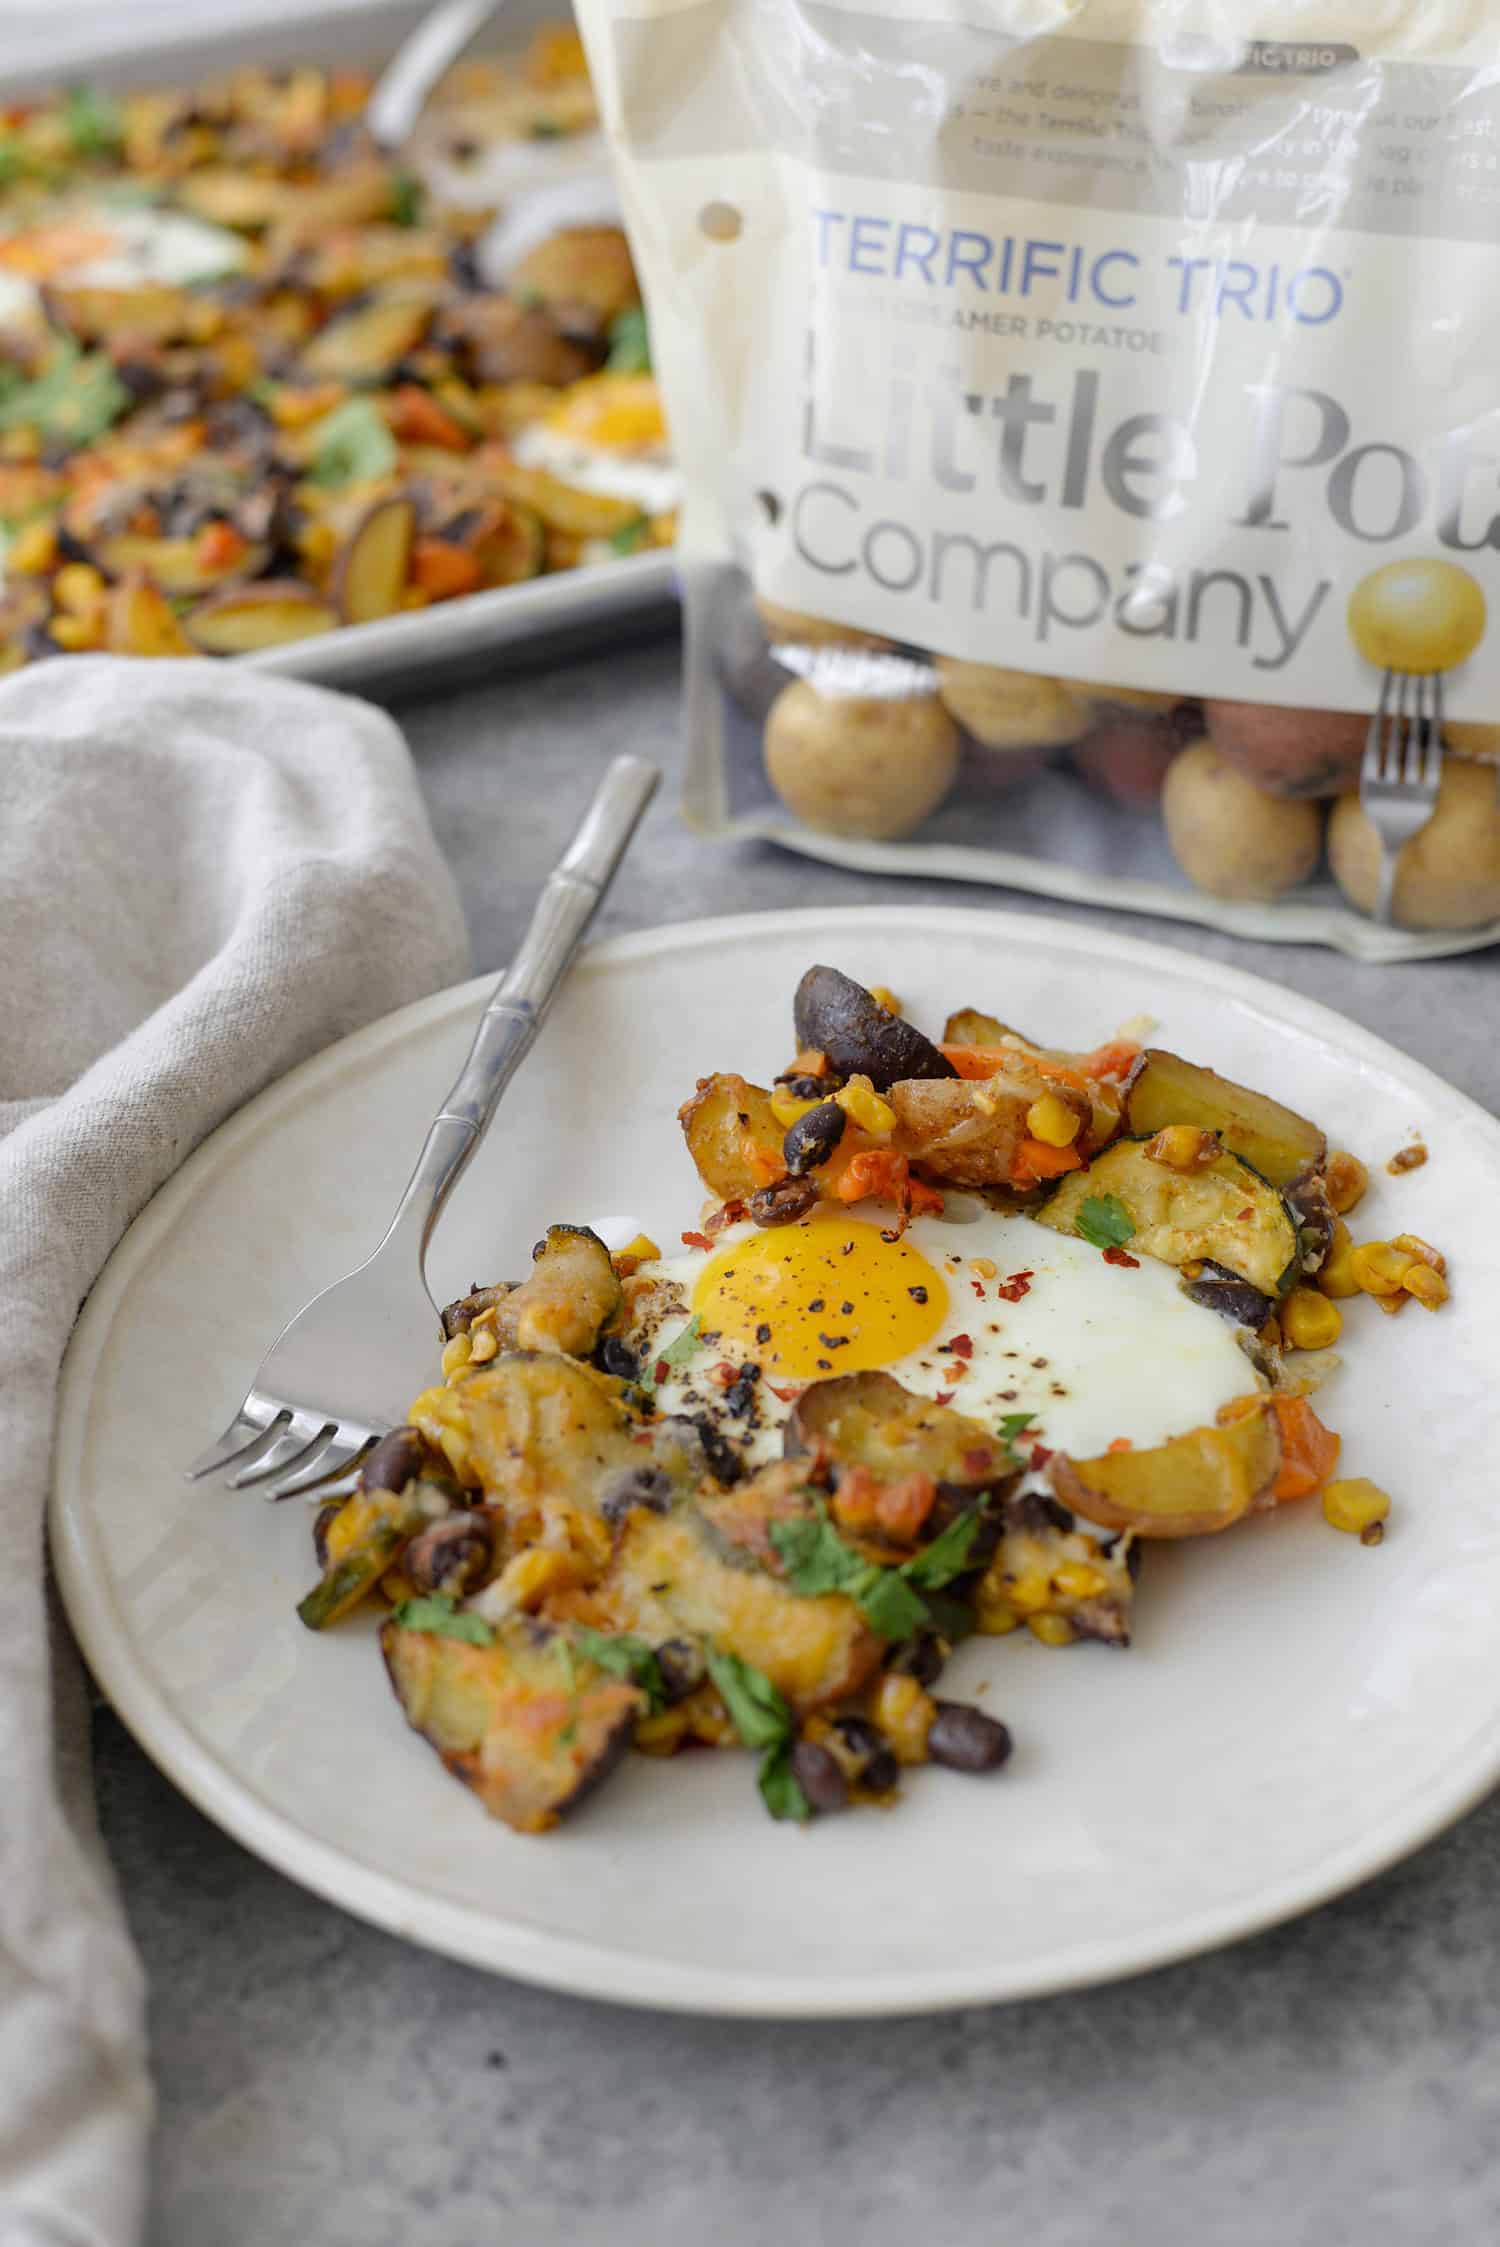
[{"xmin": 574, "ymin": 0, "xmax": 1500, "ymax": 949}]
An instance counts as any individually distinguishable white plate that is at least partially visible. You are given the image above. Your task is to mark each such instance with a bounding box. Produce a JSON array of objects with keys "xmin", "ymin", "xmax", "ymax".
[{"xmin": 51, "ymin": 907, "xmax": 1500, "ymax": 2017}]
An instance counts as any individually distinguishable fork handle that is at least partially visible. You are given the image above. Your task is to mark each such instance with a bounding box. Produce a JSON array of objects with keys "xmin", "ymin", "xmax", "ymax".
[
  {"xmin": 365, "ymin": 0, "xmax": 504, "ymax": 151},
  {"xmin": 384, "ymin": 755, "xmax": 659, "ymax": 1276}
]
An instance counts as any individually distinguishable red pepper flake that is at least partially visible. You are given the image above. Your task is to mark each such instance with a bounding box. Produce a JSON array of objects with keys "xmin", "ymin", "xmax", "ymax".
[
  {"xmin": 1028, "ymin": 1441, "xmax": 1053, "ymax": 1471},
  {"xmin": 681, "ymin": 1230, "xmax": 714, "ymax": 1251},
  {"xmin": 996, "ymin": 1270, "xmax": 1034, "ymax": 1302},
  {"xmin": 710, "ymin": 1361, "xmax": 739, "ymax": 1388},
  {"xmin": 1107, "ymin": 1436, "xmax": 1134, "ymax": 1454},
  {"xmin": 949, "ymin": 1332, "xmax": 974, "ymax": 1360},
  {"xmin": 935, "ymin": 1389, "xmax": 955, "ymax": 1406},
  {"xmin": 970, "ymin": 1279, "xmax": 986, "ymax": 1299},
  {"xmin": 768, "ymin": 1382, "xmax": 803, "ymax": 1404},
  {"xmin": 654, "ymin": 1359, "xmax": 670, "ymax": 1383},
  {"xmin": 706, "ymin": 1199, "xmax": 747, "ymax": 1235},
  {"xmin": 1102, "ymin": 1245, "xmax": 1140, "ymax": 1269},
  {"xmin": 1237, "ymin": 1207, "xmax": 1254, "ymax": 1222},
  {"xmin": 962, "ymin": 1447, "xmax": 994, "ymax": 1476}
]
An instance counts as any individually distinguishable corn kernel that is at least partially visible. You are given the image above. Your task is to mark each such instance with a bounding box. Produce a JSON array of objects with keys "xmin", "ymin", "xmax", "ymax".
[
  {"xmin": 440, "ymin": 1332, "xmax": 473, "ymax": 1379},
  {"xmin": 836, "ymin": 1073, "xmax": 896, "ymax": 1140},
  {"xmin": 1005, "ymin": 1570, "xmax": 1052, "ymax": 1616},
  {"xmin": 1317, "ymin": 1218, "xmax": 1362, "ymax": 1300},
  {"xmin": 1392, "ymin": 1233, "xmax": 1446, "ymax": 1276},
  {"xmin": 497, "ymin": 1546, "xmax": 576, "ymax": 1610},
  {"xmin": 324, "ymin": 1493, "xmax": 382, "ymax": 1562},
  {"xmin": 379, "ymin": 1565, "xmax": 416, "ymax": 1606},
  {"xmin": 868, "ymin": 985, "xmax": 902, "ymax": 1016},
  {"xmin": 1026, "ymin": 1092, "xmax": 1082, "ymax": 1149},
  {"xmin": 53, "ymin": 562, "xmax": 105, "ymax": 613},
  {"xmin": 1349, "ymin": 1240, "xmax": 1412, "ymax": 1297},
  {"xmin": 771, "ymin": 1082, "xmax": 823, "ymax": 1129},
  {"xmin": 7, "ymin": 518, "xmax": 56, "ymax": 574},
  {"xmin": 1028, "ymin": 1613, "xmax": 1076, "ymax": 1647},
  {"xmin": 1051, "ymin": 1562, "xmax": 1108, "ymax": 1602},
  {"xmin": 49, "ymin": 613, "xmax": 103, "ymax": 651},
  {"xmin": 873, "ymin": 1671, "xmax": 936, "ymax": 1765},
  {"xmin": 467, "ymin": 1322, "xmax": 498, "ymax": 1365},
  {"xmin": 297, "ymin": 518, "xmax": 339, "ymax": 570},
  {"xmin": 1144, "ymin": 1124, "xmax": 1219, "ymax": 1171},
  {"xmin": 634, "ymin": 1707, "xmax": 691, "ymax": 1757},
  {"xmin": 1280, "ymin": 1287, "xmax": 1343, "ymax": 1352},
  {"xmin": 975, "ymin": 1591, "xmax": 1020, "ymax": 1635},
  {"xmin": 1402, "ymin": 1262, "xmax": 1449, "ymax": 1310},
  {"xmin": 1324, "ymin": 1151, "xmax": 1368, "ymax": 1214},
  {"xmin": 1371, "ymin": 1290, "xmax": 1407, "ymax": 1317},
  {"xmin": 1322, "ymin": 1477, "xmax": 1391, "ymax": 1538}
]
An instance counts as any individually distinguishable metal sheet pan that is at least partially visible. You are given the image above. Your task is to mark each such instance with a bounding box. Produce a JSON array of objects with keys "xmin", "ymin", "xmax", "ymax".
[{"xmin": 0, "ymin": 0, "xmax": 679, "ymax": 696}]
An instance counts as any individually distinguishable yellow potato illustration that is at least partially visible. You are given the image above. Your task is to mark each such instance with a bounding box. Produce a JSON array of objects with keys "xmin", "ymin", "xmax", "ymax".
[{"xmin": 1348, "ymin": 560, "xmax": 1486, "ymax": 676}]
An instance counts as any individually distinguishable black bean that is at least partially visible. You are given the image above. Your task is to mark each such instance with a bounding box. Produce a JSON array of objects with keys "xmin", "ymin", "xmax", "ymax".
[
  {"xmin": 654, "ymin": 1639, "xmax": 706, "ymax": 1703},
  {"xmin": 599, "ymin": 1464, "xmax": 676, "ymax": 1522},
  {"xmin": 724, "ymin": 1366, "xmax": 760, "ymax": 1416},
  {"xmin": 749, "ymin": 1176, "xmax": 820, "ymax": 1228},
  {"xmin": 360, "ymin": 1426, "xmax": 428, "ymax": 1496},
  {"xmin": 1008, "ymin": 1491, "xmax": 1074, "ymax": 1538},
  {"xmin": 927, "ymin": 1702, "xmax": 1013, "ymax": 1774},
  {"xmin": 887, "ymin": 1631, "xmax": 945, "ymax": 1688},
  {"xmin": 595, "ymin": 1335, "xmax": 641, "ymax": 1384},
  {"xmin": 404, "ymin": 1512, "xmax": 492, "ymax": 1596},
  {"xmin": 775, "ymin": 1073, "xmax": 833, "ymax": 1101},
  {"xmin": 832, "ymin": 1717, "xmax": 899, "ymax": 1794},
  {"xmin": 783, "ymin": 1098, "xmax": 847, "ymax": 1178},
  {"xmin": 789, "ymin": 1741, "xmax": 848, "ymax": 1815}
]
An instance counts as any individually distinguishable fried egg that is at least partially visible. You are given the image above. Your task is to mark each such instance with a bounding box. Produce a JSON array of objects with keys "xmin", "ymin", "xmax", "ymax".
[
  {"xmin": 0, "ymin": 201, "xmax": 246, "ymax": 334},
  {"xmin": 511, "ymin": 373, "xmax": 679, "ymax": 520},
  {"xmin": 604, "ymin": 1206, "xmax": 1259, "ymax": 1472}
]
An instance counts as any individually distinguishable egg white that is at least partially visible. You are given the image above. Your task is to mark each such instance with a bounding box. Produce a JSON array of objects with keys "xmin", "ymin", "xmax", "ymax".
[
  {"xmin": 512, "ymin": 420, "xmax": 680, "ymax": 519},
  {"xmin": 610, "ymin": 1208, "xmax": 1259, "ymax": 1473}
]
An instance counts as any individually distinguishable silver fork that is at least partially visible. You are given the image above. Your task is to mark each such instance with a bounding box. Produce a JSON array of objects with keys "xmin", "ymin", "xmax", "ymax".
[
  {"xmin": 365, "ymin": 0, "xmax": 505, "ymax": 152},
  {"xmin": 1359, "ymin": 669, "xmax": 1445, "ymax": 926},
  {"xmin": 185, "ymin": 753, "xmax": 659, "ymax": 1502}
]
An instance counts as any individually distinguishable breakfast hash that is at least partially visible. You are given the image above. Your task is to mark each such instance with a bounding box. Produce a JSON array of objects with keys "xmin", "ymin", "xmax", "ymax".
[
  {"xmin": 291, "ymin": 967, "xmax": 1447, "ymax": 1834},
  {"xmin": 0, "ymin": 27, "xmax": 671, "ymax": 668}
]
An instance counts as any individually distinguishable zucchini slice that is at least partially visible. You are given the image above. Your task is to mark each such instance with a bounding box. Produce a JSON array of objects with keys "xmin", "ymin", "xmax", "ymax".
[
  {"xmin": 1037, "ymin": 1137, "xmax": 1300, "ymax": 1297},
  {"xmin": 1123, "ymin": 1049, "xmax": 1325, "ymax": 1189}
]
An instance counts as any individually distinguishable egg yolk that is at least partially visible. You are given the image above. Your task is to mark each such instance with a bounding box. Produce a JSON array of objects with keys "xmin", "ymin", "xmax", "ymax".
[{"xmin": 690, "ymin": 1216, "xmax": 948, "ymax": 1380}]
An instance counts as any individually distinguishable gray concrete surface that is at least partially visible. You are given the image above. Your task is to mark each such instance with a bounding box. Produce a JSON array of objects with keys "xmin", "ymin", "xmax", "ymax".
[{"xmin": 96, "ymin": 633, "xmax": 1500, "ymax": 2247}]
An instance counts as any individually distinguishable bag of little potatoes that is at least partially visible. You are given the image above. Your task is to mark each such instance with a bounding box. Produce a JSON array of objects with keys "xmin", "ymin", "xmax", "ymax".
[{"xmin": 573, "ymin": 0, "xmax": 1500, "ymax": 958}]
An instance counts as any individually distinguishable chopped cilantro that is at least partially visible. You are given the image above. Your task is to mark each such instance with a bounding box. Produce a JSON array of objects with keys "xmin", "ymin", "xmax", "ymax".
[
  {"xmin": 605, "ymin": 304, "xmax": 651, "ymax": 375},
  {"xmin": 900, "ymin": 1508, "xmax": 982, "ymax": 1592},
  {"xmin": 609, "ymin": 517, "xmax": 649, "ymax": 556},
  {"xmin": 637, "ymin": 1313, "xmax": 703, "ymax": 1393},
  {"xmin": 705, "ymin": 1647, "xmax": 810, "ymax": 1822},
  {"xmin": 389, "ymin": 1592, "xmax": 494, "ymax": 1646},
  {"xmin": 529, "ymin": 118, "xmax": 566, "ymax": 140},
  {"xmin": 63, "ymin": 85, "xmax": 124, "ymax": 160},
  {"xmin": 1075, "ymin": 1193, "xmax": 1137, "ymax": 1251},
  {"xmin": 757, "ymin": 1739, "xmax": 811, "ymax": 1824},
  {"xmin": 568, "ymin": 1625, "xmax": 667, "ymax": 1711},
  {"xmin": 388, "ymin": 170, "xmax": 423, "ymax": 227},
  {"xmin": 307, "ymin": 396, "xmax": 398, "ymax": 487},
  {"xmin": 0, "ymin": 338, "xmax": 129, "ymax": 448}
]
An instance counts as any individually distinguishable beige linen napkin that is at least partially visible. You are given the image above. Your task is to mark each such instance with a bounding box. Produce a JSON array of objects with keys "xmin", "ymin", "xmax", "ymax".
[{"xmin": 0, "ymin": 657, "xmax": 469, "ymax": 2247}]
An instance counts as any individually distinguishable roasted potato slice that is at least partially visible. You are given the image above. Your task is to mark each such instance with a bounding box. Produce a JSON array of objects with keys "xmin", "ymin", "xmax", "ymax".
[
  {"xmin": 106, "ymin": 573, "xmax": 193, "ymax": 658},
  {"xmin": 1050, "ymin": 1402, "xmax": 1281, "ymax": 1539},
  {"xmin": 302, "ymin": 296, "xmax": 431, "ymax": 384},
  {"xmin": 793, "ymin": 966, "xmax": 955, "ymax": 1091},
  {"xmin": 887, "ymin": 1077, "xmax": 1032, "ymax": 1188},
  {"xmin": 407, "ymin": 1350, "xmax": 639, "ymax": 1524},
  {"xmin": 602, "ymin": 1504, "xmax": 883, "ymax": 1716},
  {"xmin": 1038, "ymin": 1137, "xmax": 1300, "ymax": 1297},
  {"xmin": 786, "ymin": 1372, "xmax": 1019, "ymax": 1502},
  {"xmin": 333, "ymin": 494, "xmax": 415, "ymax": 624},
  {"xmin": 46, "ymin": 284, "xmax": 200, "ymax": 346},
  {"xmin": 176, "ymin": 168, "xmax": 298, "ymax": 229},
  {"xmin": 1124, "ymin": 1049, "xmax": 1325, "ymax": 1189},
  {"xmin": 679, "ymin": 1072, "xmax": 783, "ymax": 1201},
  {"xmin": 480, "ymin": 456, "xmax": 640, "ymax": 539},
  {"xmin": 184, "ymin": 582, "xmax": 340, "ymax": 654},
  {"xmin": 493, "ymin": 1225, "xmax": 623, "ymax": 1358},
  {"xmin": 510, "ymin": 225, "xmax": 640, "ymax": 327},
  {"xmin": 942, "ymin": 1007, "xmax": 1033, "ymax": 1049},
  {"xmin": 382, "ymin": 1613, "xmax": 642, "ymax": 1832},
  {"xmin": 95, "ymin": 532, "xmax": 270, "ymax": 598}
]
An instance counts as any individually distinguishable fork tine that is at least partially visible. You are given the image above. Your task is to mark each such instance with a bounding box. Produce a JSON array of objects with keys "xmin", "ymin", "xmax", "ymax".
[
  {"xmin": 185, "ymin": 1408, "xmax": 276, "ymax": 1481},
  {"xmin": 265, "ymin": 1429, "xmax": 368, "ymax": 1503},
  {"xmin": 228, "ymin": 1409, "xmax": 333, "ymax": 1491},
  {"xmin": 1426, "ymin": 673, "xmax": 1446, "ymax": 788},
  {"xmin": 1363, "ymin": 668, "xmax": 1394, "ymax": 786}
]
